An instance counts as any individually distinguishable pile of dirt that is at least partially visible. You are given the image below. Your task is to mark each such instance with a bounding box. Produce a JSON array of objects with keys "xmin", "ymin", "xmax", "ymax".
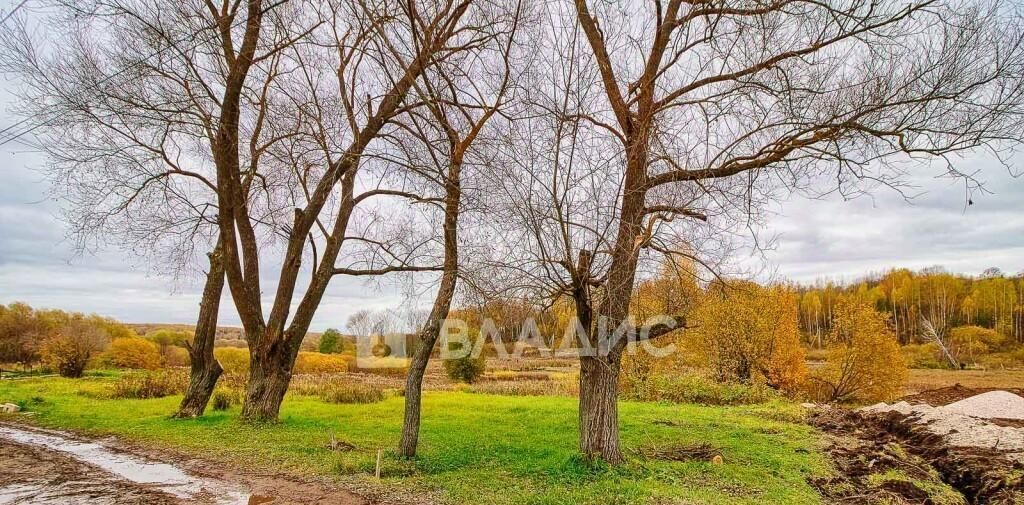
[
  {"xmin": 809, "ymin": 406, "xmax": 1024, "ymax": 504},
  {"xmin": 944, "ymin": 391, "xmax": 1024, "ymax": 420},
  {"xmin": 861, "ymin": 393, "xmax": 1024, "ymax": 462},
  {"xmin": 902, "ymin": 384, "xmax": 1024, "ymax": 407}
]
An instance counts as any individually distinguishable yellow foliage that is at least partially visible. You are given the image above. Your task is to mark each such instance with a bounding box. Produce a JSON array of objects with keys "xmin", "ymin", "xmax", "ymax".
[
  {"xmin": 689, "ymin": 282, "xmax": 807, "ymax": 393},
  {"xmin": 948, "ymin": 325, "xmax": 1012, "ymax": 363},
  {"xmin": 294, "ymin": 352, "xmax": 354, "ymax": 374},
  {"xmin": 102, "ymin": 337, "xmax": 161, "ymax": 370},
  {"xmin": 811, "ymin": 299, "xmax": 907, "ymax": 403},
  {"xmin": 213, "ymin": 347, "xmax": 250, "ymax": 374}
]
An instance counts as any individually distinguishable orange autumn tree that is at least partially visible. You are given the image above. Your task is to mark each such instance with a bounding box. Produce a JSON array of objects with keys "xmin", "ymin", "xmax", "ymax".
[
  {"xmin": 812, "ymin": 298, "xmax": 907, "ymax": 403},
  {"xmin": 690, "ymin": 281, "xmax": 807, "ymax": 393},
  {"xmin": 102, "ymin": 337, "xmax": 162, "ymax": 370},
  {"xmin": 622, "ymin": 260, "xmax": 703, "ymax": 383}
]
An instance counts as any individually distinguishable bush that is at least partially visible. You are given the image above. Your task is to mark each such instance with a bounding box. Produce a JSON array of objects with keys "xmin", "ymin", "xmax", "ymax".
[
  {"xmin": 211, "ymin": 389, "xmax": 238, "ymax": 410},
  {"xmin": 949, "ymin": 326, "xmax": 1013, "ymax": 364},
  {"xmin": 318, "ymin": 328, "xmax": 343, "ymax": 354},
  {"xmin": 977, "ymin": 347, "xmax": 1024, "ymax": 369},
  {"xmin": 213, "ymin": 347, "xmax": 250, "ymax": 374},
  {"xmin": 809, "ymin": 299, "xmax": 907, "ymax": 403},
  {"xmin": 38, "ymin": 316, "xmax": 115, "ymax": 378},
  {"xmin": 444, "ymin": 353, "xmax": 486, "ymax": 383},
  {"xmin": 101, "ymin": 337, "xmax": 162, "ymax": 370},
  {"xmin": 295, "ymin": 352, "xmax": 353, "ymax": 374},
  {"xmin": 689, "ymin": 282, "xmax": 807, "ymax": 394},
  {"xmin": 109, "ymin": 370, "xmax": 187, "ymax": 399},
  {"xmin": 163, "ymin": 346, "xmax": 191, "ymax": 367},
  {"xmin": 318, "ymin": 383, "xmax": 386, "ymax": 404},
  {"xmin": 901, "ymin": 343, "xmax": 946, "ymax": 369}
]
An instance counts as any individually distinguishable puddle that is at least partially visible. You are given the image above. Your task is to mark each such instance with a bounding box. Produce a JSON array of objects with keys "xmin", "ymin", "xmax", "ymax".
[{"xmin": 0, "ymin": 425, "xmax": 254, "ymax": 504}]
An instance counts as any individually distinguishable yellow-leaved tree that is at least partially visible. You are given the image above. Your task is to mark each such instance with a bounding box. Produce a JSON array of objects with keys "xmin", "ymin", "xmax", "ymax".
[
  {"xmin": 690, "ymin": 281, "xmax": 807, "ymax": 394},
  {"xmin": 811, "ymin": 298, "xmax": 907, "ymax": 403},
  {"xmin": 102, "ymin": 337, "xmax": 162, "ymax": 370}
]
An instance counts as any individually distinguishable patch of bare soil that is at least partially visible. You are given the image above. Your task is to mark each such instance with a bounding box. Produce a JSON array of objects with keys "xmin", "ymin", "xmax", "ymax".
[
  {"xmin": 809, "ymin": 407, "xmax": 1024, "ymax": 505},
  {"xmin": 94, "ymin": 440, "xmax": 404, "ymax": 505},
  {"xmin": 0, "ymin": 438, "xmax": 180, "ymax": 504},
  {"xmin": 901, "ymin": 384, "xmax": 1024, "ymax": 407},
  {"xmin": 0, "ymin": 423, "xmax": 395, "ymax": 505}
]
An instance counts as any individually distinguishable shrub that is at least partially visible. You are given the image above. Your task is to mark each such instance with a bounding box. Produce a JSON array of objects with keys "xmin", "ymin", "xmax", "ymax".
[
  {"xmin": 444, "ymin": 353, "xmax": 486, "ymax": 383},
  {"xmin": 977, "ymin": 347, "xmax": 1024, "ymax": 369},
  {"xmin": 101, "ymin": 337, "xmax": 162, "ymax": 370},
  {"xmin": 39, "ymin": 315, "xmax": 117, "ymax": 378},
  {"xmin": 949, "ymin": 326, "xmax": 1013, "ymax": 364},
  {"xmin": 109, "ymin": 370, "xmax": 187, "ymax": 399},
  {"xmin": 295, "ymin": 352, "xmax": 353, "ymax": 374},
  {"xmin": 689, "ymin": 282, "xmax": 807, "ymax": 394},
  {"xmin": 213, "ymin": 347, "xmax": 250, "ymax": 374},
  {"xmin": 318, "ymin": 328, "xmax": 342, "ymax": 354},
  {"xmin": 211, "ymin": 389, "xmax": 238, "ymax": 410},
  {"xmin": 163, "ymin": 346, "xmax": 191, "ymax": 367},
  {"xmin": 901, "ymin": 343, "xmax": 946, "ymax": 369},
  {"xmin": 809, "ymin": 299, "xmax": 907, "ymax": 403},
  {"xmin": 318, "ymin": 383, "xmax": 386, "ymax": 404}
]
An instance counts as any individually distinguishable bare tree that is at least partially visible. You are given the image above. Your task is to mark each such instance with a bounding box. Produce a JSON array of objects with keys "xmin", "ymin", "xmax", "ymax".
[
  {"xmin": 486, "ymin": 0, "xmax": 1024, "ymax": 463},
  {"xmin": 0, "ymin": 0, "xmax": 303, "ymax": 416},
  {"xmin": 361, "ymin": 0, "xmax": 524, "ymax": 456},
  {"xmin": 206, "ymin": 0, "xmax": 511, "ymax": 421}
]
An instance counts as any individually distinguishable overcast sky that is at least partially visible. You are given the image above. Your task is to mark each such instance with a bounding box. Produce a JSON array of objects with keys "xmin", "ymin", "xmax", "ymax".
[
  {"xmin": 2, "ymin": 18, "xmax": 1023, "ymax": 330},
  {"xmin": 4, "ymin": 135, "xmax": 1022, "ymax": 330}
]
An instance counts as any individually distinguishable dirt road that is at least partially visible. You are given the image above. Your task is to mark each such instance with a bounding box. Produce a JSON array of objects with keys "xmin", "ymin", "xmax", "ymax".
[
  {"xmin": 0, "ymin": 437, "xmax": 181, "ymax": 504},
  {"xmin": 0, "ymin": 425, "xmax": 369, "ymax": 505}
]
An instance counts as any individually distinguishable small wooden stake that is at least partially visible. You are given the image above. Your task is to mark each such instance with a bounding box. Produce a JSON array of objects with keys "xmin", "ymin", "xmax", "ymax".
[{"xmin": 375, "ymin": 449, "xmax": 383, "ymax": 479}]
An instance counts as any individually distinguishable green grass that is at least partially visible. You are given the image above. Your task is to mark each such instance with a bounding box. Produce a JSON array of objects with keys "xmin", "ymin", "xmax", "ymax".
[{"xmin": 0, "ymin": 375, "xmax": 827, "ymax": 504}]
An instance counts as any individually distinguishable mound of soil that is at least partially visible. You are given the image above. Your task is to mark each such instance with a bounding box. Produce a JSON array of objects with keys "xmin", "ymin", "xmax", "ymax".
[
  {"xmin": 944, "ymin": 391, "xmax": 1024, "ymax": 420},
  {"xmin": 809, "ymin": 407, "xmax": 1024, "ymax": 505},
  {"xmin": 902, "ymin": 384, "xmax": 1024, "ymax": 407}
]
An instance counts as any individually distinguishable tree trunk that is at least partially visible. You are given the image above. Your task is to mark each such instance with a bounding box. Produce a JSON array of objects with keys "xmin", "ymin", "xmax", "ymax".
[
  {"xmin": 241, "ymin": 343, "xmax": 294, "ymax": 421},
  {"xmin": 399, "ymin": 338, "xmax": 434, "ymax": 457},
  {"xmin": 578, "ymin": 355, "xmax": 623, "ymax": 464},
  {"xmin": 399, "ymin": 159, "xmax": 461, "ymax": 458},
  {"xmin": 175, "ymin": 244, "xmax": 226, "ymax": 418}
]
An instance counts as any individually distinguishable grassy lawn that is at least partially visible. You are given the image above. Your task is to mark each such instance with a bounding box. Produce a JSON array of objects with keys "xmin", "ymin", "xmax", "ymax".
[{"xmin": 0, "ymin": 375, "xmax": 827, "ymax": 504}]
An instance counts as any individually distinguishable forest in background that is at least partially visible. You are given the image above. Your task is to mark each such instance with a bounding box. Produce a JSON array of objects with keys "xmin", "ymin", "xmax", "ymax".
[{"xmin": 795, "ymin": 267, "xmax": 1024, "ymax": 346}]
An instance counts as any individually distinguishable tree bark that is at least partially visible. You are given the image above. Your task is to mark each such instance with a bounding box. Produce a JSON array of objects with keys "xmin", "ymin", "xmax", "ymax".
[
  {"xmin": 175, "ymin": 244, "xmax": 226, "ymax": 418},
  {"xmin": 399, "ymin": 159, "xmax": 461, "ymax": 458},
  {"xmin": 241, "ymin": 343, "xmax": 295, "ymax": 421},
  {"xmin": 398, "ymin": 337, "xmax": 435, "ymax": 457},
  {"xmin": 578, "ymin": 355, "xmax": 623, "ymax": 464}
]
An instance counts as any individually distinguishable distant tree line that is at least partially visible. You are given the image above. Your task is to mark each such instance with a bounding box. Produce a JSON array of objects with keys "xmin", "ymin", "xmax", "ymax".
[{"xmin": 797, "ymin": 267, "xmax": 1024, "ymax": 346}]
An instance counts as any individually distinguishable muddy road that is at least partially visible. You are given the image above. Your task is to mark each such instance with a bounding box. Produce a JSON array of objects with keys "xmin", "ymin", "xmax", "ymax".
[{"xmin": 0, "ymin": 425, "xmax": 368, "ymax": 505}]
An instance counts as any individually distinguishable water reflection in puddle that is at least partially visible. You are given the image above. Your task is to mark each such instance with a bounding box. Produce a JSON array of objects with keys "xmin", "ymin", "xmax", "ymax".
[{"xmin": 0, "ymin": 425, "xmax": 256, "ymax": 504}]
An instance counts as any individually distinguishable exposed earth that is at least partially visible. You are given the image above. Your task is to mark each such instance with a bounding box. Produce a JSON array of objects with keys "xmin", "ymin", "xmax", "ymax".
[
  {"xmin": 3, "ymin": 386, "xmax": 1024, "ymax": 505},
  {"xmin": 0, "ymin": 425, "xmax": 368, "ymax": 505},
  {"xmin": 809, "ymin": 387, "xmax": 1024, "ymax": 505}
]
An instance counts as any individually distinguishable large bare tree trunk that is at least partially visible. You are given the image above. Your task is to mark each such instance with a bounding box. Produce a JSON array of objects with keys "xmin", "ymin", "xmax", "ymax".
[
  {"xmin": 241, "ymin": 342, "xmax": 296, "ymax": 421},
  {"xmin": 578, "ymin": 355, "xmax": 623, "ymax": 464},
  {"xmin": 175, "ymin": 243, "xmax": 226, "ymax": 418}
]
